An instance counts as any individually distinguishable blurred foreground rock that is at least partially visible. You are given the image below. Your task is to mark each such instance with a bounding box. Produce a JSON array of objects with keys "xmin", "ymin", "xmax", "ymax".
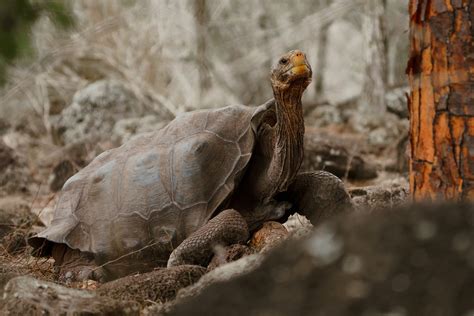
[
  {"xmin": 98, "ymin": 265, "xmax": 206, "ymax": 305},
  {"xmin": 166, "ymin": 203, "xmax": 474, "ymax": 316},
  {"xmin": 1, "ymin": 276, "xmax": 140, "ymax": 315},
  {"xmin": 151, "ymin": 254, "xmax": 264, "ymax": 315}
]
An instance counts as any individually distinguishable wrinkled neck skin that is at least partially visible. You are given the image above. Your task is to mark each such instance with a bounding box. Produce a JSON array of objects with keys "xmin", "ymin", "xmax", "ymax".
[
  {"xmin": 269, "ymin": 81, "xmax": 306, "ymax": 194},
  {"xmin": 227, "ymin": 80, "xmax": 306, "ymax": 230}
]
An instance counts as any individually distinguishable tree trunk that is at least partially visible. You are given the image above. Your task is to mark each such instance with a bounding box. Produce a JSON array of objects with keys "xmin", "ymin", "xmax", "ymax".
[
  {"xmin": 407, "ymin": 0, "xmax": 474, "ymax": 200},
  {"xmin": 314, "ymin": 0, "xmax": 331, "ymax": 98},
  {"xmin": 194, "ymin": 0, "xmax": 211, "ymax": 103},
  {"xmin": 355, "ymin": 0, "xmax": 387, "ymax": 129}
]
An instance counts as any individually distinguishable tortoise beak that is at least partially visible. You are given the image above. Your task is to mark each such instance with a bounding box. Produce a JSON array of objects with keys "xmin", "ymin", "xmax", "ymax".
[{"xmin": 290, "ymin": 51, "xmax": 311, "ymax": 76}]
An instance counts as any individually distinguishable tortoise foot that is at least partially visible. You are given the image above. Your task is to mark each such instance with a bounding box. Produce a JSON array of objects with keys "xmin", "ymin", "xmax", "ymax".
[
  {"xmin": 287, "ymin": 171, "xmax": 353, "ymax": 225},
  {"xmin": 59, "ymin": 265, "xmax": 106, "ymax": 284},
  {"xmin": 167, "ymin": 209, "xmax": 249, "ymax": 267}
]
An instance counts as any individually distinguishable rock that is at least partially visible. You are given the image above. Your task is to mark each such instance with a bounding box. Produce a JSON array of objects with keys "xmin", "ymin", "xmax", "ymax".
[
  {"xmin": 112, "ymin": 115, "xmax": 170, "ymax": 145},
  {"xmin": 349, "ymin": 179, "xmax": 409, "ymax": 212},
  {"xmin": 1, "ymin": 276, "xmax": 140, "ymax": 315},
  {"xmin": 54, "ymin": 80, "xmax": 171, "ymax": 145},
  {"xmin": 165, "ymin": 203, "xmax": 474, "ymax": 316},
  {"xmin": 0, "ymin": 140, "xmax": 30, "ymax": 196},
  {"xmin": 98, "ymin": 265, "xmax": 206, "ymax": 305},
  {"xmin": 249, "ymin": 221, "xmax": 289, "ymax": 252},
  {"xmin": 366, "ymin": 113, "xmax": 409, "ymax": 148},
  {"xmin": 302, "ymin": 132, "xmax": 377, "ymax": 180},
  {"xmin": 284, "ymin": 214, "xmax": 312, "ymax": 237},
  {"xmin": 304, "ymin": 103, "xmax": 343, "ymax": 128}
]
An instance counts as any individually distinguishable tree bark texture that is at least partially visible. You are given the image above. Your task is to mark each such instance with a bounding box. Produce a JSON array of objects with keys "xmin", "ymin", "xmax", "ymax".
[
  {"xmin": 194, "ymin": 0, "xmax": 211, "ymax": 102},
  {"xmin": 314, "ymin": 0, "xmax": 331, "ymax": 97},
  {"xmin": 358, "ymin": 0, "xmax": 387, "ymax": 120},
  {"xmin": 407, "ymin": 0, "xmax": 474, "ymax": 200}
]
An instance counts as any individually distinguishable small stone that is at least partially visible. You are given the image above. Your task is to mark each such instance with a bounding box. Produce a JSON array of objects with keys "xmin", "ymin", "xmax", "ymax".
[{"xmin": 249, "ymin": 221, "xmax": 289, "ymax": 253}]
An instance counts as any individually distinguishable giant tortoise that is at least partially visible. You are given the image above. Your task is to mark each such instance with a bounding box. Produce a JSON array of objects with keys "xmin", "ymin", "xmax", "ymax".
[{"xmin": 30, "ymin": 50, "xmax": 352, "ymax": 282}]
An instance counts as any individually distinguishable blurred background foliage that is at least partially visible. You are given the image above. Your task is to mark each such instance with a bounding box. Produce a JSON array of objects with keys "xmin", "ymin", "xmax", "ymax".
[{"xmin": 0, "ymin": 0, "xmax": 73, "ymax": 84}]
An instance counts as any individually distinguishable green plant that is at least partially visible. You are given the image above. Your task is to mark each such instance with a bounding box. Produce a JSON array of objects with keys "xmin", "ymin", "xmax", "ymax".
[{"xmin": 0, "ymin": 0, "xmax": 73, "ymax": 84}]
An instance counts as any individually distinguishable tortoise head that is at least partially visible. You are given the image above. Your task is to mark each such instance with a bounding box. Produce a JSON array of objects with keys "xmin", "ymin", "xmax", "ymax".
[{"xmin": 270, "ymin": 50, "xmax": 312, "ymax": 91}]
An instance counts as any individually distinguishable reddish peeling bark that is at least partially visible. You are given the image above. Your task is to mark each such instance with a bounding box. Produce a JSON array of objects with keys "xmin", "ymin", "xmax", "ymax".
[{"xmin": 407, "ymin": 0, "xmax": 474, "ymax": 200}]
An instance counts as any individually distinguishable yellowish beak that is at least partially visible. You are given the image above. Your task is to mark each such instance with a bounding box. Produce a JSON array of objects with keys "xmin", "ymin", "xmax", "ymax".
[
  {"xmin": 291, "ymin": 65, "xmax": 310, "ymax": 75},
  {"xmin": 290, "ymin": 51, "xmax": 310, "ymax": 75}
]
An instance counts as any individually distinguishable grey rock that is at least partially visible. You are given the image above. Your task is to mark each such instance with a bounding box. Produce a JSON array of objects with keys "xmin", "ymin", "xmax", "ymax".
[
  {"xmin": 348, "ymin": 179, "xmax": 409, "ymax": 212},
  {"xmin": 55, "ymin": 80, "xmax": 171, "ymax": 146},
  {"xmin": 367, "ymin": 112, "xmax": 409, "ymax": 148},
  {"xmin": 305, "ymin": 103, "xmax": 343, "ymax": 128},
  {"xmin": 302, "ymin": 132, "xmax": 377, "ymax": 180}
]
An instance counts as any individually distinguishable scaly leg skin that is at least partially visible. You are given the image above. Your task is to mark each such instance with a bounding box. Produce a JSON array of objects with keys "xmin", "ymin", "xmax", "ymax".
[
  {"xmin": 285, "ymin": 171, "xmax": 353, "ymax": 225},
  {"xmin": 167, "ymin": 209, "xmax": 249, "ymax": 268}
]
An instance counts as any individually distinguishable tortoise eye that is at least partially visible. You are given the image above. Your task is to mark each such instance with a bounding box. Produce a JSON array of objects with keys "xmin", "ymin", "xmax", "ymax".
[{"xmin": 279, "ymin": 58, "xmax": 288, "ymax": 65}]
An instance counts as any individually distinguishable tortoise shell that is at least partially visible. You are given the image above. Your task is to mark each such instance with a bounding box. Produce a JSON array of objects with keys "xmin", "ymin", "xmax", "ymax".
[{"xmin": 35, "ymin": 104, "xmax": 266, "ymax": 269}]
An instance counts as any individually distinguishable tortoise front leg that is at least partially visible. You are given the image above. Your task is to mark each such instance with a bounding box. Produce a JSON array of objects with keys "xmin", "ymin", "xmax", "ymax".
[
  {"xmin": 167, "ymin": 209, "xmax": 249, "ymax": 267},
  {"xmin": 284, "ymin": 171, "xmax": 353, "ymax": 225}
]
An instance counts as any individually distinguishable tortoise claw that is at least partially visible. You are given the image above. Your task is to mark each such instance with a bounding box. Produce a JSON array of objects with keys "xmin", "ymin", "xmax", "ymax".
[{"xmin": 58, "ymin": 266, "xmax": 106, "ymax": 284}]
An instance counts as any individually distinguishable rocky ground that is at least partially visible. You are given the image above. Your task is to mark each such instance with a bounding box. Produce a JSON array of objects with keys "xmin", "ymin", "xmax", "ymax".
[{"xmin": 1, "ymin": 79, "xmax": 463, "ymax": 315}]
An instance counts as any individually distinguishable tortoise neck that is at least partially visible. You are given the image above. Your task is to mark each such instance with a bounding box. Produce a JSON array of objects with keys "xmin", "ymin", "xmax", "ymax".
[{"xmin": 271, "ymin": 84, "xmax": 305, "ymax": 191}]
